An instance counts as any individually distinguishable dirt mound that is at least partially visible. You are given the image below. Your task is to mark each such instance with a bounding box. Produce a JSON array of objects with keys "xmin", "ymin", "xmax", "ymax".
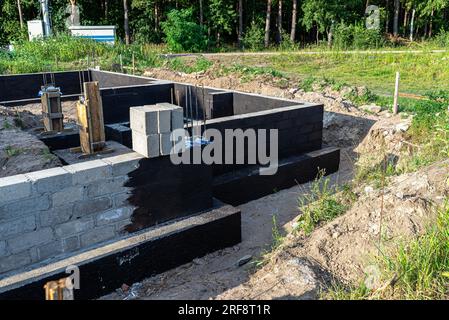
[
  {"xmin": 217, "ymin": 160, "xmax": 449, "ymax": 299},
  {"xmin": 0, "ymin": 106, "xmax": 61, "ymax": 177}
]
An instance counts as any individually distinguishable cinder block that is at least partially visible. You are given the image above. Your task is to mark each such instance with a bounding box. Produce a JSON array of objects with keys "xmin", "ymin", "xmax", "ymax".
[
  {"xmin": 0, "ymin": 251, "xmax": 31, "ymax": 274},
  {"xmin": 54, "ymin": 217, "xmax": 95, "ymax": 237},
  {"xmin": 7, "ymin": 228, "xmax": 54, "ymax": 254},
  {"xmin": 171, "ymin": 107, "xmax": 184, "ymax": 130},
  {"xmin": 87, "ymin": 176, "xmax": 128, "ymax": 198},
  {"xmin": 132, "ymin": 130, "xmax": 160, "ymax": 158},
  {"xmin": 0, "ymin": 196, "xmax": 51, "ymax": 220},
  {"xmin": 130, "ymin": 106, "xmax": 159, "ymax": 134},
  {"xmin": 25, "ymin": 167, "xmax": 72, "ymax": 194},
  {"xmin": 52, "ymin": 186, "xmax": 85, "ymax": 207},
  {"xmin": 113, "ymin": 191, "xmax": 131, "ymax": 207},
  {"xmin": 95, "ymin": 207, "xmax": 133, "ymax": 226},
  {"xmin": 0, "ymin": 215, "xmax": 36, "ymax": 239},
  {"xmin": 38, "ymin": 241, "xmax": 63, "ymax": 260},
  {"xmin": 63, "ymin": 236, "xmax": 80, "ymax": 252},
  {"xmin": 158, "ymin": 108, "xmax": 171, "ymax": 133},
  {"xmin": 80, "ymin": 226, "xmax": 115, "ymax": 247},
  {"xmin": 102, "ymin": 152, "xmax": 144, "ymax": 176},
  {"xmin": 160, "ymin": 133, "xmax": 172, "ymax": 155},
  {"xmin": 0, "ymin": 241, "xmax": 6, "ymax": 257},
  {"xmin": 65, "ymin": 160, "xmax": 112, "ymax": 185},
  {"xmin": 73, "ymin": 197, "xmax": 112, "ymax": 216},
  {"xmin": 40, "ymin": 204, "xmax": 75, "ymax": 227},
  {"xmin": 0, "ymin": 174, "xmax": 31, "ymax": 204}
]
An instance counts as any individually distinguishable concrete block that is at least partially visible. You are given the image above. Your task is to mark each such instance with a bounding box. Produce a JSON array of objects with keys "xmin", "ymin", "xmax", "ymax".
[
  {"xmin": 25, "ymin": 167, "xmax": 72, "ymax": 194},
  {"xmin": 38, "ymin": 241, "xmax": 63, "ymax": 260},
  {"xmin": 63, "ymin": 236, "xmax": 80, "ymax": 252},
  {"xmin": 65, "ymin": 160, "xmax": 112, "ymax": 185},
  {"xmin": 113, "ymin": 192, "xmax": 131, "ymax": 207},
  {"xmin": 0, "ymin": 174, "xmax": 31, "ymax": 204},
  {"xmin": 80, "ymin": 226, "xmax": 115, "ymax": 247},
  {"xmin": 130, "ymin": 105, "xmax": 159, "ymax": 134},
  {"xmin": 95, "ymin": 207, "xmax": 133, "ymax": 226},
  {"xmin": 87, "ymin": 176, "xmax": 128, "ymax": 198},
  {"xmin": 0, "ymin": 215, "xmax": 36, "ymax": 239},
  {"xmin": 73, "ymin": 197, "xmax": 112, "ymax": 216},
  {"xmin": 171, "ymin": 107, "xmax": 184, "ymax": 130},
  {"xmin": 132, "ymin": 131, "xmax": 160, "ymax": 158},
  {"xmin": 7, "ymin": 228, "xmax": 54, "ymax": 254},
  {"xmin": 0, "ymin": 251, "xmax": 31, "ymax": 274},
  {"xmin": 160, "ymin": 133, "xmax": 172, "ymax": 155},
  {"xmin": 52, "ymin": 186, "xmax": 85, "ymax": 207},
  {"xmin": 0, "ymin": 195, "xmax": 51, "ymax": 220},
  {"xmin": 0, "ymin": 241, "xmax": 6, "ymax": 257},
  {"xmin": 54, "ymin": 217, "xmax": 95, "ymax": 237},
  {"xmin": 102, "ymin": 152, "xmax": 144, "ymax": 176},
  {"xmin": 40, "ymin": 204, "xmax": 75, "ymax": 227},
  {"xmin": 158, "ymin": 108, "xmax": 171, "ymax": 133}
]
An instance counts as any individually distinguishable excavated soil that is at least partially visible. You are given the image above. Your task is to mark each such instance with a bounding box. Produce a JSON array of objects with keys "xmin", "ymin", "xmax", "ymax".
[{"xmin": 0, "ymin": 106, "xmax": 61, "ymax": 177}]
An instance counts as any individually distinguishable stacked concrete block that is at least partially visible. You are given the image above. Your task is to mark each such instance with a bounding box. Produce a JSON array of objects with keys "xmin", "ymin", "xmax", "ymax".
[
  {"xmin": 0, "ymin": 152, "xmax": 144, "ymax": 275},
  {"xmin": 130, "ymin": 103, "xmax": 184, "ymax": 158}
]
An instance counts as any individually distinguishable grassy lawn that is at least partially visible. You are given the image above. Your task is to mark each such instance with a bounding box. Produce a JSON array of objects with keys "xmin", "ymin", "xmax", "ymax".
[{"xmin": 214, "ymin": 50, "xmax": 449, "ymax": 96}]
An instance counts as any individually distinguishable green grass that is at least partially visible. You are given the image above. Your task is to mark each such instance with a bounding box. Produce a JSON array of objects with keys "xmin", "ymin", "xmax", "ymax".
[
  {"xmin": 4, "ymin": 145, "xmax": 22, "ymax": 157},
  {"xmin": 252, "ymin": 215, "xmax": 286, "ymax": 270},
  {"xmin": 325, "ymin": 203, "xmax": 449, "ymax": 300},
  {"xmin": 220, "ymin": 50, "xmax": 449, "ymax": 96},
  {"xmin": 296, "ymin": 170, "xmax": 352, "ymax": 235}
]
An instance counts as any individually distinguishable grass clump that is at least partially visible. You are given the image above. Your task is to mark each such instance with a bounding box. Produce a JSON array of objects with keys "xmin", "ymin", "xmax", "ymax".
[
  {"xmin": 325, "ymin": 203, "xmax": 449, "ymax": 300},
  {"xmin": 252, "ymin": 215, "xmax": 285, "ymax": 269},
  {"xmin": 165, "ymin": 56, "xmax": 213, "ymax": 74},
  {"xmin": 296, "ymin": 170, "xmax": 352, "ymax": 235},
  {"xmin": 4, "ymin": 145, "xmax": 22, "ymax": 157}
]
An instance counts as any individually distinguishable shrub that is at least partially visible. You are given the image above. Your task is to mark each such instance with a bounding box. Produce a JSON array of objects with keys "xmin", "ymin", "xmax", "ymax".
[
  {"xmin": 242, "ymin": 21, "xmax": 265, "ymax": 51},
  {"xmin": 333, "ymin": 23, "xmax": 385, "ymax": 50},
  {"xmin": 161, "ymin": 9, "xmax": 208, "ymax": 53}
]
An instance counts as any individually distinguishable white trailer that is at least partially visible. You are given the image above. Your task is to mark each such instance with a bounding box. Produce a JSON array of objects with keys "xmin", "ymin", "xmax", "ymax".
[{"xmin": 69, "ymin": 26, "xmax": 116, "ymax": 44}]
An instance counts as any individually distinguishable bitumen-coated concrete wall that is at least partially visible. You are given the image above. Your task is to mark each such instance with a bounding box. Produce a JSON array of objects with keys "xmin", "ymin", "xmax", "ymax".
[{"xmin": 0, "ymin": 150, "xmax": 213, "ymax": 276}]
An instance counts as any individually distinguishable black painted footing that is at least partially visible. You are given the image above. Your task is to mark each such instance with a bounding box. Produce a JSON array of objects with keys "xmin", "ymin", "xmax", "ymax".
[
  {"xmin": 213, "ymin": 147, "xmax": 340, "ymax": 206},
  {"xmin": 0, "ymin": 202, "xmax": 241, "ymax": 300}
]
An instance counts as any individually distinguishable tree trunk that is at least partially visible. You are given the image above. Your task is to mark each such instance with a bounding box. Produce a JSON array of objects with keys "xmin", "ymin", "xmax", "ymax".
[
  {"xmin": 154, "ymin": 1, "xmax": 159, "ymax": 33},
  {"xmin": 429, "ymin": 9, "xmax": 434, "ymax": 38},
  {"xmin": 410, "ymin": 9, "xmax": 415, "ymax": 42},
  {"xmin": 123, "ymin": 0, "xmax": 130, "ymax": 45},
  {"xmin": 238, "ymin": 0, "xmax": 243, "ymax": 47},
  {"xmin": 403, "ymin": 9, "xmax": 408, "ymax": 28},
  {"xmin": 277, "ymin": 0, "xmax": 283, "ymax": 44},
  {"xmin": 290, "ymin": 0, "xmax": 297, "ymax": 42},
  {"xmin": 385, "ymin": 0, "xmax": 389, "ymax": 33},
  {"xmin": 105, "ymin": 0, "xmax": 108, "ymax": 19},
  {"xmin": 393, "ymin": 0, "xmax": 399, "ymax": 37},
  {"xmin": 264, "ymin": 0, "xmax": 272, "ymax": 48},
  {"xmin": 199, "ymin": 0, "xmax": 203, "ymax": 27},
  {"xmin": 17, "ymin": 0, "xmax": 24, "ymax": 28}
]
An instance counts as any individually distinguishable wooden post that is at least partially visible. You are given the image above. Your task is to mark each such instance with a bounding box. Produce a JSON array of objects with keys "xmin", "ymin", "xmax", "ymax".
[
  {"xmin": 393, "ymin": 72, "xmax": 400, "ymax": 114},
  {"xmin": 76, "ymin": 82, "xmax": 105, "ymax": 154},
  {"xmin": 132, "ymin": 53, "xmax": 135, "ymax": 75},
  {"xmin": 41, "ymin": 86, "xmax": 63, "ymax": 132}
]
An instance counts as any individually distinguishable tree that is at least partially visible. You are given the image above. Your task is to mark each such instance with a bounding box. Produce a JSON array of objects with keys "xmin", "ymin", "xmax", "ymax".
[
  {"xmin": 393, "ymin": 0, "xmax": 399, "ymax": 37},
  {"xmin": 302, "ymin": 0, "xmax": 341, "ymax": 45},
  {"xmin": 290, "ymin": 0, "xmax": 297, "ymax": 42},
  {"xmin": 209, "ymin": 0, "xmax": 236, "ymax": 46},
  {"xmin": 238, "ymin": 0, "xmax": 243, "ymax": 47},
  {"xmin": 199, "ymin": 0, "xmax": 204, "ymax": 26},
  {"xmin": 161, "ymin": 8, "xmax": 208, "ymax": 52},
  {"xmin": 123, "ymin": 0, "xmax": 130, "ymax": 44},
  {"xmin": 264, "ymin": 0, "xmax": 272, "ymax": 47},
  {"xmin": 17, "ymin": 0, "xmax": 23, "ymax": 29},
  {"xmin": 277, "ymin": 0, "xmax": 283, "ymax": 44}
]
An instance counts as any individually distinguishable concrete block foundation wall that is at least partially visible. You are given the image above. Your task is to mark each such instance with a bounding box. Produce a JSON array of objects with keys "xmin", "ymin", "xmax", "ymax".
[{"xmin": 0, "ymin": 152, "xmax": 144, "ymax": 275}]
